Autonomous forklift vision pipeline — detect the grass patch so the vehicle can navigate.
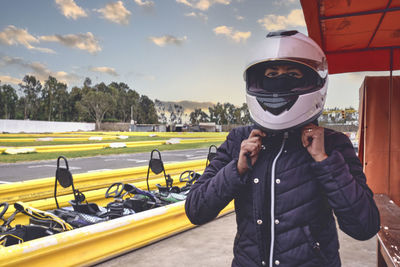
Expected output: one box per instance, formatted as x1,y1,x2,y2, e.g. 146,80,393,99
0,136,171,147
0,141,223,163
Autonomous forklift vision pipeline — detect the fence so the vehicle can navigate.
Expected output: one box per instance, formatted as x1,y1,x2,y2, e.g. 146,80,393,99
0,119,95,133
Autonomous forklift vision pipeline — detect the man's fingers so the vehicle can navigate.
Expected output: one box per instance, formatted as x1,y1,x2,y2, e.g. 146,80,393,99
249,129,266,139
301,130,311,147
241,142,260,155
301,124,317,147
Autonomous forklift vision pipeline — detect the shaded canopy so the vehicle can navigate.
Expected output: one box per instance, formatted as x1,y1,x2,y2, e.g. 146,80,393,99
300,0,400,74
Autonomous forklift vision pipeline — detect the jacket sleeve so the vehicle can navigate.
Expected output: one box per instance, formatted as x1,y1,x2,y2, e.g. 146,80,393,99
185,129,249,225
310,132,380,240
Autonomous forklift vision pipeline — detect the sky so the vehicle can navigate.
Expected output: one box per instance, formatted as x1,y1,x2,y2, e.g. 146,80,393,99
0,0,396,109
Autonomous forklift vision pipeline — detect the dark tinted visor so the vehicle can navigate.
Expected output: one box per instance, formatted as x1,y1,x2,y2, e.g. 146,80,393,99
246,60,324,96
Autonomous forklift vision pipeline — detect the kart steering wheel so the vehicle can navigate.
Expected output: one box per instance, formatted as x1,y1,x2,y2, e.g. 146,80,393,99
179,170,196,183
105,182,124,198
0,202,9,220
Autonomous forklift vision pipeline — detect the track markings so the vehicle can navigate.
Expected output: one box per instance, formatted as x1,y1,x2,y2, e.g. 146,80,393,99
87,169,112,173
187,156,206,160
126,159,148,163
28,164,81,170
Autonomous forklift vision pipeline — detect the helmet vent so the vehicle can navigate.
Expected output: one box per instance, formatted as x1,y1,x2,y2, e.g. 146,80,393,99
266,30,298,38
257,96,298,115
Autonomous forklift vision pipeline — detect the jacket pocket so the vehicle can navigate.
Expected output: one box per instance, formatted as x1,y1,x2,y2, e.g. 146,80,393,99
302,225,329,264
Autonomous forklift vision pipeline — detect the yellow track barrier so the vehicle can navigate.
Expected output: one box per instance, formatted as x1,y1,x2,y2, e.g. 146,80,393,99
0,136,122,142
0,137,224,154
0,134,96,138
0,201,234,267
0,132,228,138
81,131,228,138
0,160,206,205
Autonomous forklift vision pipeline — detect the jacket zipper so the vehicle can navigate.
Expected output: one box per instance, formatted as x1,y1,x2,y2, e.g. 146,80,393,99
269,132,288,267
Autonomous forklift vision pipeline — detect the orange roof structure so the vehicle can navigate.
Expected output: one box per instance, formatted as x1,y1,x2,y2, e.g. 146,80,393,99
300,0,400,74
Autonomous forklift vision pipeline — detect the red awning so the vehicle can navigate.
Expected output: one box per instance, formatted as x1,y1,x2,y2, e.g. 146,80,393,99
300,0,400,74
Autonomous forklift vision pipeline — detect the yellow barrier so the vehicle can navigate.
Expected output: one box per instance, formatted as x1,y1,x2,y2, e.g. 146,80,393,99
0,137,224,154
0,136,122,142
0,160,207,205
0,201,234,267
0,132,228,138
0,134,96,138
89,131,229,139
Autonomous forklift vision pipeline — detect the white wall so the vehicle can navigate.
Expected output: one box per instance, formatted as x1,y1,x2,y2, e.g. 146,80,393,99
0,119,95,133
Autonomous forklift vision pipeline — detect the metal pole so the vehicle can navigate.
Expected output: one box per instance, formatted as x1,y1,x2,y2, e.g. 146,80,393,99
388,48,393,196
131,105,134,123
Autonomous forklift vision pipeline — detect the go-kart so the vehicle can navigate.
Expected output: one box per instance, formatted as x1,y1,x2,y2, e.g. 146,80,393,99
146,149,201,203
0,149,205,246
0,201,72,247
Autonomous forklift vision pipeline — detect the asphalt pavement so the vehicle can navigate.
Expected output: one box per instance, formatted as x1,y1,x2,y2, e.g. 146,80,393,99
96,212,377,267
0,148,209,183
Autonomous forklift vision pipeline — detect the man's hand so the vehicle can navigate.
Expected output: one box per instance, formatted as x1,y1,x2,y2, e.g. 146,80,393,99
237,129,266,175
301,124,328,162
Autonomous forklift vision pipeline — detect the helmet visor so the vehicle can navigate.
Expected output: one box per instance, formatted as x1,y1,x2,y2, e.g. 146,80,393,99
246,60,326,97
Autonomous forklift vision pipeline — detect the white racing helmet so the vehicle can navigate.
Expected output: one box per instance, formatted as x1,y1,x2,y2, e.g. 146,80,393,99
244,30,328,132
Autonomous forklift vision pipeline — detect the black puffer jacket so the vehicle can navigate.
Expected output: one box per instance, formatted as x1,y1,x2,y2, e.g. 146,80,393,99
185,126,380,267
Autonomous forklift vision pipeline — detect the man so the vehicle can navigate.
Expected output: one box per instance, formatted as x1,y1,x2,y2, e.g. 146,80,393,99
185,31,380,267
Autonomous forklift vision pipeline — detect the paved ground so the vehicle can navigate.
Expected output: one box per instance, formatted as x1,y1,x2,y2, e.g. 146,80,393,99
96,212,377,267
0,148,209,182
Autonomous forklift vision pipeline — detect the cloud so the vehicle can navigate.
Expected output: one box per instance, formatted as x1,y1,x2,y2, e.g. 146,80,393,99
55,0,87,20
258,9,306,31
236,15,244,20
177,0,195,8
40,32,101,54
90,66,119,76
0,75,21,85
213,26,251,43
133,0,155,9
149,35,188,47
184,11,208,22
0,25,55,54
96,1,131,25
0,55,80,84
176,0,230,11
273,0,298,6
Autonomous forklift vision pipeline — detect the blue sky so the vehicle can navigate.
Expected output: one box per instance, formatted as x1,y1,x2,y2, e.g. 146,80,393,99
0,0,394,109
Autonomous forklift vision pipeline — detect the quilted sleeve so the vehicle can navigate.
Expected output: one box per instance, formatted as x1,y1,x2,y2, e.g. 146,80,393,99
185,128,249,225
310,132,380,240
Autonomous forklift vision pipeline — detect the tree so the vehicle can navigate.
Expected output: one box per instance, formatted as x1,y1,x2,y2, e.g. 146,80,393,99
174,104,184,124
155,99,167,124
239,103,251,125
53,81,69,121
42,76,56,121
0,83,18,119
127,89,140,123
209,102,227,125
205,102,251,125
108,82,140,122
76,83,116,130
42,76,68,121
19,75,42,120
69,86,83,121
189,108,209,124
137,95,158,124
223,103,236,124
